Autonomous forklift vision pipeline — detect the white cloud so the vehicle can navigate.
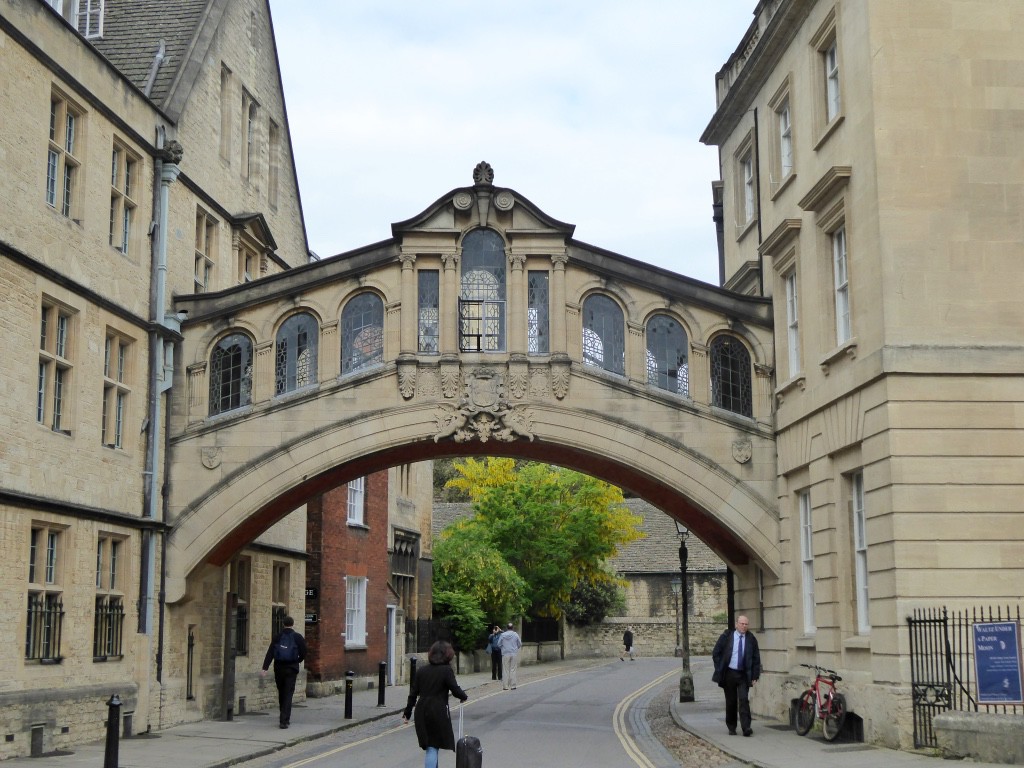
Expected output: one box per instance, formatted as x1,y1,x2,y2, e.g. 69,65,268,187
270,1,754,283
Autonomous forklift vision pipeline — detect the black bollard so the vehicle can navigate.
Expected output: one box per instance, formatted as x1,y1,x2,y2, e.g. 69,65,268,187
103,694,122,768
344,671,354,719
377,662,386,707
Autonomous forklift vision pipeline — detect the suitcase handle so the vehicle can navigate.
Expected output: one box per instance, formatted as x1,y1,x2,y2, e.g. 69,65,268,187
458,700,464,739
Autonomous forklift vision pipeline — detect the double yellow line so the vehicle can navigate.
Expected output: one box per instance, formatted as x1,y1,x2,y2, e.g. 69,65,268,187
613,668,679,768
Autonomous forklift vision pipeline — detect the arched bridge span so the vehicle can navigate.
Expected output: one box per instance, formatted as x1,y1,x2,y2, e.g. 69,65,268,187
167,169,778,603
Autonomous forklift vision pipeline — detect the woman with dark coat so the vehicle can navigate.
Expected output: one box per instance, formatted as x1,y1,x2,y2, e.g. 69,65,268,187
402,640,468,768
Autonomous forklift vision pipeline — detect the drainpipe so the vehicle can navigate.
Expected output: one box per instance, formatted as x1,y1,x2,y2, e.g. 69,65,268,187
752,107,764,296
141,130,182,650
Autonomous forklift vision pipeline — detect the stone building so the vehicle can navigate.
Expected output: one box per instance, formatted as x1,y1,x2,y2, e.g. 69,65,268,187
0,0,311,756
701,0,1024,750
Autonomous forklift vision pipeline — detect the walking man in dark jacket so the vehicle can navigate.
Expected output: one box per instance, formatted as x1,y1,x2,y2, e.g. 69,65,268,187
260,616,307,729
711,615,761,736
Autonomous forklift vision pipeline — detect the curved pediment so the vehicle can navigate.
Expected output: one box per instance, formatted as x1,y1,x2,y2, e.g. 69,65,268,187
391,161,576,243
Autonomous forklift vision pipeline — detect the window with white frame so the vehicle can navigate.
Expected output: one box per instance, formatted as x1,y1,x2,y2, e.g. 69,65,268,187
345,576,367,647
832,225,851,344
102,331,132,448
778,99,793,178
851,472,870,633
77,0,104,38
44,0,76,24
785,270,801,376
194,208,217,293
799,490,816,634
38,301,75,433
824,39,841,122
27,524,66,661
347,477,366,525
741,150,755,224
94,534,125,659
45,91,83,220
109,142,138,255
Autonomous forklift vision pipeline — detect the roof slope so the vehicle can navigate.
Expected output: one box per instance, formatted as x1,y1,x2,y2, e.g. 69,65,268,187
90,0,209,109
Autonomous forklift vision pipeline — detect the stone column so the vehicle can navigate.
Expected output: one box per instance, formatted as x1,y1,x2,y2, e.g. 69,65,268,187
398,252,417,355
627,321,646,386
321,320,339,380
253,340,274,402
508,251,527,355
690,343,709,406
440,250,459,356
550,253,569,357
187,362,207,423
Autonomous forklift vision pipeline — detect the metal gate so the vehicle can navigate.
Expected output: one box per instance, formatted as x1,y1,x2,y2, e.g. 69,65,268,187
908,605,1023,749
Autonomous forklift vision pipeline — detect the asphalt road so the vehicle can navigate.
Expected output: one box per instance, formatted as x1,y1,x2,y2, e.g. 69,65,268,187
242,657,682,768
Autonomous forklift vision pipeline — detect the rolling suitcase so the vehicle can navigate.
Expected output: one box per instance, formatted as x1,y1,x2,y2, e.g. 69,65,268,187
455,703,483,768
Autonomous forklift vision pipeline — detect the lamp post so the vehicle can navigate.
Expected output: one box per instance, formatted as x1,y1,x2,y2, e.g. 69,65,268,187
675,520,695,703
670,576,682,657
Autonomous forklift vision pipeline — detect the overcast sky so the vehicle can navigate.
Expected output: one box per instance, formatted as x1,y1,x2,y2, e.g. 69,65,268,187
268,2,754,285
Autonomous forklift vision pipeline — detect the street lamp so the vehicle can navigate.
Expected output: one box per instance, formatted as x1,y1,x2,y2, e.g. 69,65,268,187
670,576,682,657
675,520,695,703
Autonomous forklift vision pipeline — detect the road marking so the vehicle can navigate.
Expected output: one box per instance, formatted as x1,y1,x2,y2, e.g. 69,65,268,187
613,668,679,768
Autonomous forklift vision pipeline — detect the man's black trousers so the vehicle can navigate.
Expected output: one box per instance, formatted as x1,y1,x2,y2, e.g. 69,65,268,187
274,663,299,726
723,668,751,732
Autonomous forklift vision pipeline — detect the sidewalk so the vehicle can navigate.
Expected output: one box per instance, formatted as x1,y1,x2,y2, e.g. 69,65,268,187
671,657,1007,768
7,657,1008,768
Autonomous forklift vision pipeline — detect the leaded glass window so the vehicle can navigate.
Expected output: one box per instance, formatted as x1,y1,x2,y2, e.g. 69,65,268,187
418,270,439,354
209,333,252,415
459,229,506,352
646,314,688,396
582,294,624,375
527,270,549,355
710,335,752,417
275,313,318,395
342,293,384,374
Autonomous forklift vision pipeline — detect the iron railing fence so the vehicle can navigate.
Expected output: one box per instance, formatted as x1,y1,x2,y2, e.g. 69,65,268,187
907,605,1022,748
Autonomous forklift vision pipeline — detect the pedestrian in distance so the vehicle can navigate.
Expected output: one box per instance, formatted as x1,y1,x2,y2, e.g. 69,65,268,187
260,615,307,729
497,621,522,690
620,626,636,661
486,625,503,681
402,640,468,768
711,614,761,737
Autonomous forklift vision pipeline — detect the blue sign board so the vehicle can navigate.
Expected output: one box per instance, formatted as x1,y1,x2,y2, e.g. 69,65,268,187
973,621,1023,704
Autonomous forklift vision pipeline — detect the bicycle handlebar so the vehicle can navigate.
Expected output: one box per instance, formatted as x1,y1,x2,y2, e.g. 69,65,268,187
800,663,842,681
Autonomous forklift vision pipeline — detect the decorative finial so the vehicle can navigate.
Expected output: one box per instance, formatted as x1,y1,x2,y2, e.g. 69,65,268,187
472,161,494,185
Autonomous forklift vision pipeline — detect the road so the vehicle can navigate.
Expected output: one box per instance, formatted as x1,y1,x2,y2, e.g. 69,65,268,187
243,657,683,768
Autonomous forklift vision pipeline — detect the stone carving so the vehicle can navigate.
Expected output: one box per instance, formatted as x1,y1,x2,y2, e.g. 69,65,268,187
433,367,535,443
201,446,222,470
530,369,549,398
440,365,461,398
419,368,440,398
453,191,473,210
508,368,528,400
551,366,570,400
472,161,494,185
732,439,753,464
397,364,416,400
494,190,514,211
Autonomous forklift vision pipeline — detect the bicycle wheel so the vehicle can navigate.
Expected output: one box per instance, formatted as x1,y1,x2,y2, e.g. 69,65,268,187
795,689,816,735
822,692,847,741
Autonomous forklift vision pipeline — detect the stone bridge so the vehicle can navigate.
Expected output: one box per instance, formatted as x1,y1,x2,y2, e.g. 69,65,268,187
167,165,778,603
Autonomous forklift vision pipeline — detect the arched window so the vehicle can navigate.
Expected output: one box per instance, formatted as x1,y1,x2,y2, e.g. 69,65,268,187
582,294,625,375
646,314,688,396
275,313,319,395
342,293,384,374
710,335,752,417
459,229,506,352
209,333,253,415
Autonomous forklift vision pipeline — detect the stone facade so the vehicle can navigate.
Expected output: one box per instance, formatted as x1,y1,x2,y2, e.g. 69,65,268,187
0,0,310,757
701,0,1024,750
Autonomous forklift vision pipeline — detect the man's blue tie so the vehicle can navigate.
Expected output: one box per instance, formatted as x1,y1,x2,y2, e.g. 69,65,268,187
737,634,744,669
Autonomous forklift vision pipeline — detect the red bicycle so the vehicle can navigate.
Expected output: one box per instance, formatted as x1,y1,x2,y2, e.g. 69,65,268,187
795,663,847,741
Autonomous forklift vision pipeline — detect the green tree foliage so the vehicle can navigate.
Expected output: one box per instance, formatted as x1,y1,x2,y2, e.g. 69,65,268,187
431,589,486,652
442,460,643,619
433,523,530,623
563,572,627,626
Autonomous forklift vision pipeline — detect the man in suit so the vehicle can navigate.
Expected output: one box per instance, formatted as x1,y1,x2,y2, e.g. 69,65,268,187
711,615,761,736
